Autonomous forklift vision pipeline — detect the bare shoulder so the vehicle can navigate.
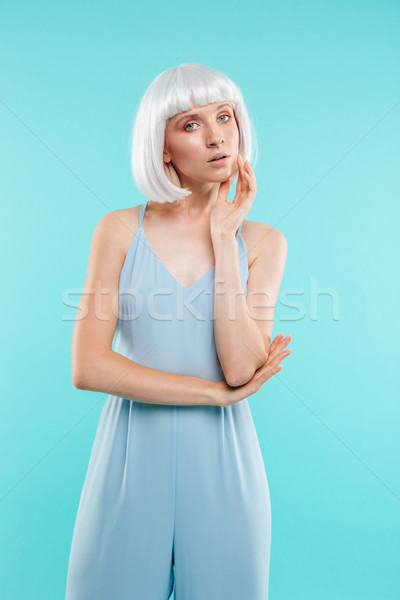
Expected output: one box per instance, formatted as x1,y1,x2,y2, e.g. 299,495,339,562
241,219,287,267
95,204,142,257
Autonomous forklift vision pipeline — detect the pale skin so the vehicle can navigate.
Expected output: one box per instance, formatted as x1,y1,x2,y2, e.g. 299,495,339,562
71,100,292,407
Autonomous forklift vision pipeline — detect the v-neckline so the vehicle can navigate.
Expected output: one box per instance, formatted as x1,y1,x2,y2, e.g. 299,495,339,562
140,227,216,290
139,200,245,290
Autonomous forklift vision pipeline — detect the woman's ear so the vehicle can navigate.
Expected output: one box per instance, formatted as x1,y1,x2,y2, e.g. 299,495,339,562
163,145,171,163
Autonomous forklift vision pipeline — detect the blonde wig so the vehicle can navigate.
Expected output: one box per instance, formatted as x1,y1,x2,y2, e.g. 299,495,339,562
130,63,258,204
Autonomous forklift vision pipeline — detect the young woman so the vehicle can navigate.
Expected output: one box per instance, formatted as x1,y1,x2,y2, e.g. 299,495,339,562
65,63,292,600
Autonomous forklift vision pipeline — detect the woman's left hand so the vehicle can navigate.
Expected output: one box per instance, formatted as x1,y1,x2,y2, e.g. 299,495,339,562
210,153,257,238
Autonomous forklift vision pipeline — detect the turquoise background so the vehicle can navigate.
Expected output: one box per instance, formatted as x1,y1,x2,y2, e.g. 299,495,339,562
1,0,399,598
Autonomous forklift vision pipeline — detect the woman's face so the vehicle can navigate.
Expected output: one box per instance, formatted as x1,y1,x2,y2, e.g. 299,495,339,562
163,100,239,187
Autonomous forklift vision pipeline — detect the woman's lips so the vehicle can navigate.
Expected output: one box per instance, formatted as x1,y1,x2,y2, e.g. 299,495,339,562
208,156,229,166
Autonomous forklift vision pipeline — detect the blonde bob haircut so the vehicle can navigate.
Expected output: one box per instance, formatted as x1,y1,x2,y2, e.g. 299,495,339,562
130,63,258,204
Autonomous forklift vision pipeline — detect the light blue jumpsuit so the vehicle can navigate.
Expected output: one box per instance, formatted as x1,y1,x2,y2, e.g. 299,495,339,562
65,200,271,600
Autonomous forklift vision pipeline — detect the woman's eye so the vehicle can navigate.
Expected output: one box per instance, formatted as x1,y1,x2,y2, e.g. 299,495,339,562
183,113,231,131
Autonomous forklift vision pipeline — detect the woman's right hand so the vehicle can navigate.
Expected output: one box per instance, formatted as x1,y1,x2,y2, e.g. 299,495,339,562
216,332,292,407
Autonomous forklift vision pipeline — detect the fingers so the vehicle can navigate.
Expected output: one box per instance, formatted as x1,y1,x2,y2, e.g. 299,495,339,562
237,154,250,193
237,154,256,192
269,331,290,355
246,333,292,393
263,333,292,374
256,358,284,384
269,333,291,355
233,156,244,205
262,361,283,378
270,331,284,351
237,153,245,177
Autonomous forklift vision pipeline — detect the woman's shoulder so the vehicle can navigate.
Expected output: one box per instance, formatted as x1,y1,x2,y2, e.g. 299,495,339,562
95,204,144,256
242,218,287,266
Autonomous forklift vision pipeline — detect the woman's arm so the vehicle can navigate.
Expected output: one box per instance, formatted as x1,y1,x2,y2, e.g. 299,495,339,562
213,223,288,387
72,209,222,407
74,349,220,407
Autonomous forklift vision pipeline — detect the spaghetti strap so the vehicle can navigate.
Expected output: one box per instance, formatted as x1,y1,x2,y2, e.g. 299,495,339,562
138,200,149,228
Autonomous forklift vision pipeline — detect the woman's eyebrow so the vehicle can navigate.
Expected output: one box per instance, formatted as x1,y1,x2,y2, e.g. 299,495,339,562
175,103,232,125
